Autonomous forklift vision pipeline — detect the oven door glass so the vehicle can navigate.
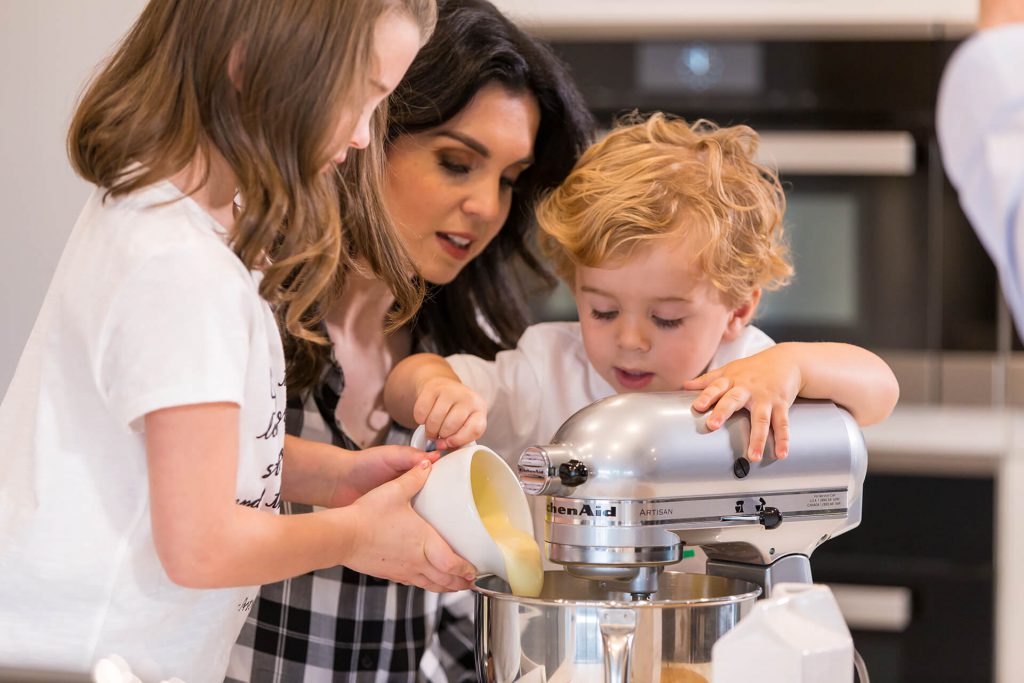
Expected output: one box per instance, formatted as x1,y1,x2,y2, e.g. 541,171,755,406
758,178,931,349
758,190,860,329
755,130,929,349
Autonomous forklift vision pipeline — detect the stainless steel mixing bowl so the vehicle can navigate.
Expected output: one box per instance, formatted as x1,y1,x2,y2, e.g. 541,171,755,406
474,570,761,682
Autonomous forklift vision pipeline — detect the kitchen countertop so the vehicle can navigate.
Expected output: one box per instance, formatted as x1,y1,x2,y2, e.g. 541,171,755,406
861,404,1011,475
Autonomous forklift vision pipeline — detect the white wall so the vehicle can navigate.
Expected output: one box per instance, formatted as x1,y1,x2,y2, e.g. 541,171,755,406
0,0,145,393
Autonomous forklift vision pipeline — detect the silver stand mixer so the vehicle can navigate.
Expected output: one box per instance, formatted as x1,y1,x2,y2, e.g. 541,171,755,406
517,391,867,599
472,391,868,683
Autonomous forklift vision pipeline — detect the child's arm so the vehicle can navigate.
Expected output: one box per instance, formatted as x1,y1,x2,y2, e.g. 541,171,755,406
384,353,487,449
145,403,476,592
683,342,899,461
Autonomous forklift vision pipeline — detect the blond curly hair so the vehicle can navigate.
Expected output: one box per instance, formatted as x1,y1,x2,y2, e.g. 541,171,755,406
536,113,792,307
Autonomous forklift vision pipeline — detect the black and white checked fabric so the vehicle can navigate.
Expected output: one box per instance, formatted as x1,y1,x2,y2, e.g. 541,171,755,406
228,358,478,683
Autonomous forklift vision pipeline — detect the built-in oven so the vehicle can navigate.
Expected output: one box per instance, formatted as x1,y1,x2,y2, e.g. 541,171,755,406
532,39,1002,355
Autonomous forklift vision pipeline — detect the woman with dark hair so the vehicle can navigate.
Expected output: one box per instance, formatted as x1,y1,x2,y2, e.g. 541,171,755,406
226,0,593,680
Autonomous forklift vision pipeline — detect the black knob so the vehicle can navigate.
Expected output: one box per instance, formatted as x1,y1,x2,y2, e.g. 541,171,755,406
733,457,750,479
558,460,589,487
759,506,783,530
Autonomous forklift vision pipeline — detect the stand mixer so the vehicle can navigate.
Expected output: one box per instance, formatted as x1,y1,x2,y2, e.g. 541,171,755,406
516,391,867,598
472,391,868,682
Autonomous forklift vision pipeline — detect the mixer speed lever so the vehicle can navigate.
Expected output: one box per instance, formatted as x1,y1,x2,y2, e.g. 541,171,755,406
721,506,783,530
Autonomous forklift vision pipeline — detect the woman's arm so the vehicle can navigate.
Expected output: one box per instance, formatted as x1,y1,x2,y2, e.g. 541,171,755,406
280,434,437,508
278,435,350,508
937,0,1024,334
144,403,475,591
978,0,1024,28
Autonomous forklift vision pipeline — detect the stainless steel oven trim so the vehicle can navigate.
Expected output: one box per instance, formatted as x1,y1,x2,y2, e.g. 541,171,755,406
756,130,916,176
827,582,913,632
594,129,916,176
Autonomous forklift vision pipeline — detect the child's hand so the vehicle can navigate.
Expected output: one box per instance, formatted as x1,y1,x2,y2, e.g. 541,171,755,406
412,377,487,449
683,345,802,461
343,460,477,592
326,444,441,508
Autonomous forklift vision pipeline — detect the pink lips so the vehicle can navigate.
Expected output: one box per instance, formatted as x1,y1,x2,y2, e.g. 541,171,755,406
435,232,474,260
613,367,654,390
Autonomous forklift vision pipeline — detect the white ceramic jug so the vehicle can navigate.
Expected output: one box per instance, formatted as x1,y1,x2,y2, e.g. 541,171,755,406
409,426,534,585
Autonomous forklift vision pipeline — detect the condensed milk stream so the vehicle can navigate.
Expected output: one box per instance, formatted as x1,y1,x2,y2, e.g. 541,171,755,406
471,457,544,597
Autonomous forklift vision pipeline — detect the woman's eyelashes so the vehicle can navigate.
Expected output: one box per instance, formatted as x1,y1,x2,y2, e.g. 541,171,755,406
439,157,470,175
438,155,520,192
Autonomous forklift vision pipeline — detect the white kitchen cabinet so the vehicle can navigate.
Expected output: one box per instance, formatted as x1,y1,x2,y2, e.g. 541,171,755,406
490,0,979,40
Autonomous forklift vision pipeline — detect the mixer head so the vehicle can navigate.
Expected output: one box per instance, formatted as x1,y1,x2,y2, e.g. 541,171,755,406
517,392,867,597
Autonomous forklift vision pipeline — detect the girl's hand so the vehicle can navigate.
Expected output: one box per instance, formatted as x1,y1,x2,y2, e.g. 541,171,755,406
342,459,477,592
326,444,440,508
683,345,802,461
412,377,487,449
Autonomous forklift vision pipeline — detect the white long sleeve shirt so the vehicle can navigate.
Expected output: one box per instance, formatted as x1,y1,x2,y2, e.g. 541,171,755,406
937,23,1024,333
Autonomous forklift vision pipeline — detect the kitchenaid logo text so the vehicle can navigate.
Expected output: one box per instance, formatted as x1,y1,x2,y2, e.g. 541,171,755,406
548,502,617,517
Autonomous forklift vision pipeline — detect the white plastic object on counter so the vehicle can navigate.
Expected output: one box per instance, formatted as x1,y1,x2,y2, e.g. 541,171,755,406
712,583,854,683
92,654,186,683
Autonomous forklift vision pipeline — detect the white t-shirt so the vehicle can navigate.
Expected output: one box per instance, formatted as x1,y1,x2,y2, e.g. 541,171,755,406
448,321,774,557
0,181,285,683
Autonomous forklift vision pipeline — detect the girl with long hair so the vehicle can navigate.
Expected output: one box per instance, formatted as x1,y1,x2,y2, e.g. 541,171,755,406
0,2,476,681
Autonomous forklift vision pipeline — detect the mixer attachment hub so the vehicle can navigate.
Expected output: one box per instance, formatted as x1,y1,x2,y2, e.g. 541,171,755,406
557,460,589,487
565,564,663,597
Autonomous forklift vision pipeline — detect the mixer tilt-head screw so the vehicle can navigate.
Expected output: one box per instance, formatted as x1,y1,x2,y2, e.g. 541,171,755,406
733,457,750,479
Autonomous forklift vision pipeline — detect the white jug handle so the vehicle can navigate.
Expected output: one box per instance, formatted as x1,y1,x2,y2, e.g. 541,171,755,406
410,425,433,452
410,424,477,453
